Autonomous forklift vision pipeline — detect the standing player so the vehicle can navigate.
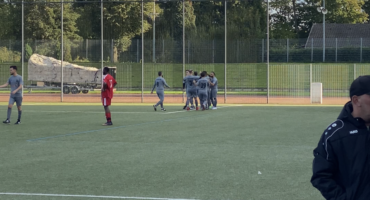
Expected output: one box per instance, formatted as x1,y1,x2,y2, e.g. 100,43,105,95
209,72,218,110
193,72,210,111
151,71,170,111
184,70,200,110
101,67,117,126
0,66,23,124
182,70,190,109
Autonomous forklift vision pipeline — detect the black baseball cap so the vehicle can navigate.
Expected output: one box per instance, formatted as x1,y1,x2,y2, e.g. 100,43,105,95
350,75,370,98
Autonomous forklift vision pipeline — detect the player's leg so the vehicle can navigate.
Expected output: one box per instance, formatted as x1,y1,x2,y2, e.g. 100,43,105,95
194,97,199,110
3,97,15,124
102,97,113,125
186,92,192,110
207,90,211,109
14,97,22,124
159,92,165,111
212,90,217,110
204,93,208,110
154,92,161,110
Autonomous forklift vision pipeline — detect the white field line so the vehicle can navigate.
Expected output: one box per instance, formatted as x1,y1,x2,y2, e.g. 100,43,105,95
0,193,199,200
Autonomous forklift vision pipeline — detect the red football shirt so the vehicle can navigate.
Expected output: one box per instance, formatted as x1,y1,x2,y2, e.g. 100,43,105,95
101,74,117,99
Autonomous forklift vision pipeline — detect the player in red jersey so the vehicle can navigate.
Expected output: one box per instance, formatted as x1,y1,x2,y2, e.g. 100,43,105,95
101,67,117,126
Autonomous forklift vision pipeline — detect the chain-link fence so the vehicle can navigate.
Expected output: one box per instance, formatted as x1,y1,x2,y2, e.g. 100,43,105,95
0,0,368,104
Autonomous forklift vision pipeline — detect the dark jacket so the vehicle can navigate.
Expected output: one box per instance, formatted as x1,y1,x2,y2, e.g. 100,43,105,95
311,101,370,200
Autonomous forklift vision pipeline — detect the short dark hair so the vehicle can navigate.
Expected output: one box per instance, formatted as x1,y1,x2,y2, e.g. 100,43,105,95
211,71,216,76
10,66,17,71
185,70,189,72
158,71,162,76
200,72,206,77
189,69,193,73
103,67,109,73
202,71,207,76
194,71,198,76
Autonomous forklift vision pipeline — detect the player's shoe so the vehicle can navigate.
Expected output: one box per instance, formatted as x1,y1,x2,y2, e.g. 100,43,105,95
201,105,206,111
186,106,190,111
190,105,195,110
14,120,21,125
3,119,10,124
196,107,199,111
161,108,166,111
212,107,217,110
153,105,157,111
183,105,187,110
102,121,113,126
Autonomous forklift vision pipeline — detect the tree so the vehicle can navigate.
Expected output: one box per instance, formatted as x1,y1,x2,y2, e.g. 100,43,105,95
24,2,80,61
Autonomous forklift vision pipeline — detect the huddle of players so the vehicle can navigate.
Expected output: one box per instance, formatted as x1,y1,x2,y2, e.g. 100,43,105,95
183,70,218,111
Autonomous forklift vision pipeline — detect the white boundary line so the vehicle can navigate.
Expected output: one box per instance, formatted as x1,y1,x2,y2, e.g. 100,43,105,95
0,193,199,200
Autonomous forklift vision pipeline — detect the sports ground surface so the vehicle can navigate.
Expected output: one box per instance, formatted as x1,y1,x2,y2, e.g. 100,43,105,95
0,103,341,200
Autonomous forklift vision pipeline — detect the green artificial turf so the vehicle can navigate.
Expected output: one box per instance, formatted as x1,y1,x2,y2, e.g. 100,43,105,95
0,105,340,200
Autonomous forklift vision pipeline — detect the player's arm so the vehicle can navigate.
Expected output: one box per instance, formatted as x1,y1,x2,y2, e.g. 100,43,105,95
311,131,346,199
209,80,215,86
193,80,198,86
0,82,9,88
12,84,23,94
113,79,117,88
163,80,170,88
151,81,156,94
101,81,108,92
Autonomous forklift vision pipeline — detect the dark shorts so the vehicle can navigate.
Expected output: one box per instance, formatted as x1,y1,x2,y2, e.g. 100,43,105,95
9,96,23,107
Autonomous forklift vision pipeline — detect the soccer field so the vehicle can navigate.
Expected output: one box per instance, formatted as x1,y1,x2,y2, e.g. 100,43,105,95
0,104,339,200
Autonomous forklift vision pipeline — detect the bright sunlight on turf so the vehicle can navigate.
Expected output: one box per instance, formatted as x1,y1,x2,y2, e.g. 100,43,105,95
0,105,339,200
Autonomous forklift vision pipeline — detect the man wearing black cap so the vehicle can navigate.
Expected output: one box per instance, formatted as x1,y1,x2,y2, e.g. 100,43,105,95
311,75,370,200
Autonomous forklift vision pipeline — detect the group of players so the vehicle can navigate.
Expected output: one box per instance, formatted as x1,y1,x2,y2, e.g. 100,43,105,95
1,65,218,126
151,69,218,111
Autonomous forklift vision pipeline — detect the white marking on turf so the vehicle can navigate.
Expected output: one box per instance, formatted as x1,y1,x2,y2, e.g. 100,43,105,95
258,171,262,175
0,193,199,200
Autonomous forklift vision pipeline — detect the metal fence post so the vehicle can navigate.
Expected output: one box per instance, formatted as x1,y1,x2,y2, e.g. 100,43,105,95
136,39,139,63
311,38,313,62
262,39,264,62
22,0,24,97
187,40,190,64
61,0,64,102
182,0,185,103
236,39,239,63
86,39,88,60
212,39,215,63
224,0,227,103
141,0,144,103
287,38,289,62
335,38,337,63
310,63,312,103
266,0,269,104
360,38,363,63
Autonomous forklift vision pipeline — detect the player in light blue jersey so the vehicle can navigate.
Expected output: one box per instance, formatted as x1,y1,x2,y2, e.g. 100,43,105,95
193,71,210,111
184,71,200,111
182,70,190,110
0,66,23,124
209,71,218,109
151,71,170,111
